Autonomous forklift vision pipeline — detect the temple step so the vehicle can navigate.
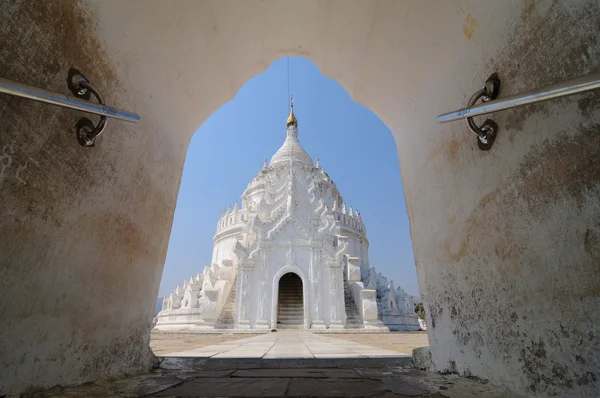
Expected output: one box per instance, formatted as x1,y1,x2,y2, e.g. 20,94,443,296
278,314,303,320
214,282,237,329
278,308,303,314
343,275,364,329
278,301,303,305
277,324,304,330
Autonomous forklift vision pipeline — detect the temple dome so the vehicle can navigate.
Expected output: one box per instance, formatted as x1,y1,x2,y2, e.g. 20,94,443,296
270,132,313,167
270,104,313,167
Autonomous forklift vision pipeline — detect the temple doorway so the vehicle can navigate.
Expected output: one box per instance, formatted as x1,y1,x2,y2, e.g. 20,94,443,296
277,273,304,329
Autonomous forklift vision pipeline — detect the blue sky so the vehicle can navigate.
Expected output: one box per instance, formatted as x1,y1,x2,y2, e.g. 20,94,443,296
158,57,419,298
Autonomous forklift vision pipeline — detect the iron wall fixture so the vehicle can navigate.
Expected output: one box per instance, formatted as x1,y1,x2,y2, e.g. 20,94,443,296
437,71,600,150
465,73,500,151
68,69,107,147
0,68,140,147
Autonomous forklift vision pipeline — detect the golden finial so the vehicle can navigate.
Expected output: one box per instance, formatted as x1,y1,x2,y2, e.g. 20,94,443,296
286,95,297,126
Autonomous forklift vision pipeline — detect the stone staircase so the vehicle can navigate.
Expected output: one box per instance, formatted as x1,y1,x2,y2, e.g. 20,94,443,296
214,284,236,329
344,279,364,329
277,274,304,329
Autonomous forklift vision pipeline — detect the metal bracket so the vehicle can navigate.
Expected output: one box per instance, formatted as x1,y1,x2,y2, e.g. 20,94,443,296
1,72,139,147
465,73,501,151
67,68,107,147
438,71,600,150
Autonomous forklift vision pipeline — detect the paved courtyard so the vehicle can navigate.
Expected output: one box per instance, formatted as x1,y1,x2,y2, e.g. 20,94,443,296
38,332,521,397
164,331,417,358
151,330,429,357
150,331,263,356
325,332,429,354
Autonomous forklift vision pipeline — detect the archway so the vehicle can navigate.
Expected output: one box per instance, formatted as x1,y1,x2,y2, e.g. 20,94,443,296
2,2,599,397
155,56,416,336
276,273,304,329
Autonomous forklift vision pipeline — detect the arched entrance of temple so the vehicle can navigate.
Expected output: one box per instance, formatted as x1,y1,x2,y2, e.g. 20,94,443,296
277,273,304,329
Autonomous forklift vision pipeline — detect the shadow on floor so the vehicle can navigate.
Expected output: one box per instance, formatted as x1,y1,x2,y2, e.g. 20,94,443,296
37,357,523,397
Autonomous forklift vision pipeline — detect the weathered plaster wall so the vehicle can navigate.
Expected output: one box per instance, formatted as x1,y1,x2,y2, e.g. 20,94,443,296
1,0,599,396
401,2,600,396
0,1,187,394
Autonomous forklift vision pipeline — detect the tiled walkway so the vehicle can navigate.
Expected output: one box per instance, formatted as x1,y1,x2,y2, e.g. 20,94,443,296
167,331,411,359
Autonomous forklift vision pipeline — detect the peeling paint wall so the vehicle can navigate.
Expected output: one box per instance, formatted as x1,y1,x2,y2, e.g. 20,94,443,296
1,0,599,396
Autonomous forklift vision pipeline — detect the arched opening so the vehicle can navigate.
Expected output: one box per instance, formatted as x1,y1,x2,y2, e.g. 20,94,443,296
154,56,421,339
3,2,599,396
276,272,304,329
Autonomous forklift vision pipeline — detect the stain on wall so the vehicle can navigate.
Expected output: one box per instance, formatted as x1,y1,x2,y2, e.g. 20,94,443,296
462,13,478,41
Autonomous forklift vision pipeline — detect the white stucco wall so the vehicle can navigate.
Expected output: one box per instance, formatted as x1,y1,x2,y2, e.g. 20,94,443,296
1,0,599,396
212,235,238,265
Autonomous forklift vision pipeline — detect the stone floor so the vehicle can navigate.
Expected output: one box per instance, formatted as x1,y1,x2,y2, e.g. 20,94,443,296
38,357,522,397
38,332,523,397
164,331,415,358
150,330,429,356
324,332,429,354
150,331,262,356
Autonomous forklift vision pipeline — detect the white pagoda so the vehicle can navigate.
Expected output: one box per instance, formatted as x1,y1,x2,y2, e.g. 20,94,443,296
155,102,420,331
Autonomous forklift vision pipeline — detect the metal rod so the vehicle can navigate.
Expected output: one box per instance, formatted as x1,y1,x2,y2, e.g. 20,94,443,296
437,71,600,123
0,77,140,123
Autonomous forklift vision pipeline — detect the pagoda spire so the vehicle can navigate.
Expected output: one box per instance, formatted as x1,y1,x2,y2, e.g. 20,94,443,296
286,95,297,127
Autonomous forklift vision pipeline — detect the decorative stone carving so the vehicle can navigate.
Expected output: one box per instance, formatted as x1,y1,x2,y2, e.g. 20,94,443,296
258,279,268,320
